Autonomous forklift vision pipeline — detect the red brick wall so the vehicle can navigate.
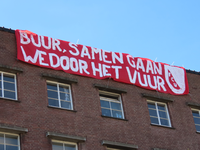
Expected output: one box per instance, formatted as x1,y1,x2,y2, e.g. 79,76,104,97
0,29,200,150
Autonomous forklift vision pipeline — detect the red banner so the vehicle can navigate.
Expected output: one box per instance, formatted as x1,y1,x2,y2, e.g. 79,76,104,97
15,29,189,95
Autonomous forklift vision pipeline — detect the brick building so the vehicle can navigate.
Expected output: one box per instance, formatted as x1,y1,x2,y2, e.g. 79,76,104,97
0,27,200,150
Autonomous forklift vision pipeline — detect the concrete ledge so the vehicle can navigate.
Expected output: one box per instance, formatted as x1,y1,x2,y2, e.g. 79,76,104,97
42,73,78,84
93,83,127,94
142,93,174,103
0,124,28,134
46,132,86,143
102,140,138,149
186,102,200,109
0,65,23,73
152,148,168,150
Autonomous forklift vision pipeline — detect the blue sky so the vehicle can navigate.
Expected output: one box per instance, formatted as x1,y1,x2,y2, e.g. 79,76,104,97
1,0,200,71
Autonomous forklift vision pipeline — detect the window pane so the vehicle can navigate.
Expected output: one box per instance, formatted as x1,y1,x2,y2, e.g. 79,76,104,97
47,90,58,99
192,111,200,117
52,142,63,150
100,100,110,108
150,117,159,124
112,110,123,119
159,111,167,119
194,117,200,125
48,99,59,107
47,84,57,91
0,89,2,97
60,93,70,101
148,109,157,117
4,91,15,99
111,102,121,110
59,86,69,93
3,75,14,83
160,119,169,126
5,135,18,145
6,145,18,150
65,144,76,150
61,101,71,109
101,108,111,117
0,134,3,144
157,104,166,111
148,103,156,109
0,80,1,89
195,125,200,132
4,82,15,91
0,144,4,150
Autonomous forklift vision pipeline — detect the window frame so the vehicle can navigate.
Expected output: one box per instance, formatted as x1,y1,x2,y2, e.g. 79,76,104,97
191,108,200,133
47,80,73,110
0,71,17,100
51,139,78,150
0,131,20,150
99,90,124,119
147,100,171,127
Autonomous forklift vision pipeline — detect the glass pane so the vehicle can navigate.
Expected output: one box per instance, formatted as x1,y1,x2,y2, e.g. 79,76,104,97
59,86,69,93
0,80,1,88
195,125,200,132
61,101,71,109
0,89,2,97
112,110,123,119
0,144,4,150
111,102,121,110
52,142,63,150
194,117,200,125
4,91,15,99
148,109,157,117
0,134,4,144
148,103,156,109
48,99,59,107
4,82,15,91
5,135,18,145
6,145,18,150
47,84,57,91
150,117,159,124
47,90,58,99
60,93,70,101
65,144,76,150
3,75,14,83
159,111,167,118
101,108,111,117
192,111,200,117
157,104,166,111
100,100,110,108
160,119,169,126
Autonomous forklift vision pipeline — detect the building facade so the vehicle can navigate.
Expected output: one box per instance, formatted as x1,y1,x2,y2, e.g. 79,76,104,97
0,27,200,150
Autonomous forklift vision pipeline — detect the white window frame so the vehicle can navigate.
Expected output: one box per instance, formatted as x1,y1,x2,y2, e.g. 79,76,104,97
0,132,20,150
99,90,124,119
0,71,17,100
147,100,171,127
51,139,77,150
47,80,73,110
191,108,200,132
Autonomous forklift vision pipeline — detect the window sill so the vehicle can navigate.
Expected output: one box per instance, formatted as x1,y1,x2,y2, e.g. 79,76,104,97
0,97,20,102
150,123,175,129
101,115,128,121
196,131,200,134
47,106,77,112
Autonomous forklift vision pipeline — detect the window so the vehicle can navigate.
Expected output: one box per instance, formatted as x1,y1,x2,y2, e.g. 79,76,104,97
147,101,171,127
47,81,73,110
0,132,20,150
52,140,77,150
192,109,200,132
100,91,124,119
0,72,17,100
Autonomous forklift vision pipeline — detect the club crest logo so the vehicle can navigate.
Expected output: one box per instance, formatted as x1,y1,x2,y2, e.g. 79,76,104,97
165,65,186,94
